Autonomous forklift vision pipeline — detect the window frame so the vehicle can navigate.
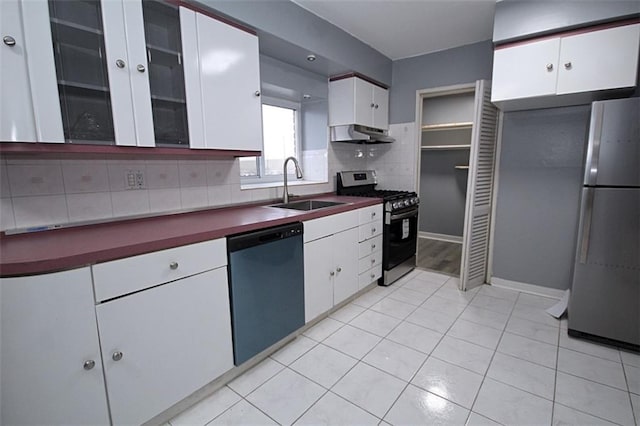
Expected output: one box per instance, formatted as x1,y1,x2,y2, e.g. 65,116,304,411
240,96,302,185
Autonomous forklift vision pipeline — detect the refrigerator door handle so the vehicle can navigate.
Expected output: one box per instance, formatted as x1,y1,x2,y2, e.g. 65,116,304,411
584,102,604,186
579,188,595,264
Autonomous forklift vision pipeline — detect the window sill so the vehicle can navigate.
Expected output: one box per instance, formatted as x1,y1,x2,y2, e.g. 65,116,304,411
240,179,328,190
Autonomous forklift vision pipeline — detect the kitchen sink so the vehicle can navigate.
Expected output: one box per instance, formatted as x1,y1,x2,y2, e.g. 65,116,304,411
270,200,346,211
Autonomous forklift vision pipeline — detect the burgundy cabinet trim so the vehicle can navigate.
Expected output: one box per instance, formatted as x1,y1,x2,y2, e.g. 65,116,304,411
495,17,640,50
178,0,257,36
0,143,260,160
329,72,389,90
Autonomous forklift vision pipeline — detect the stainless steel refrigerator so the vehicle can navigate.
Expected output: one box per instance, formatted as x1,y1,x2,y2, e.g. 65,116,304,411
568,97,640,350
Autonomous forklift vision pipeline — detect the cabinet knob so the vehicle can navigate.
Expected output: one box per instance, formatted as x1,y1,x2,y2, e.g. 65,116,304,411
370,103,375,108
112,351,123,361
371,212,376,218
83,360,96,370
116,59,126,69
371,227,376,234
330,271,335,277
371,244,376,250
371,258,375,264
375,104,379,109
370,273,375,279
564,62,572,70
545,63,553,71
137,64,146,73
336,267,342,273
169,261,179,270
3,36,16,46
254,91,261,97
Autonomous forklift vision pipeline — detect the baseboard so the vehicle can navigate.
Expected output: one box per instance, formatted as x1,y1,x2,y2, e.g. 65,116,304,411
490,277,566,300
419,232,463,244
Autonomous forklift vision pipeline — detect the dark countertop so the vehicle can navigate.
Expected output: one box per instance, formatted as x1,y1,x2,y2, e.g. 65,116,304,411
0,195,381,277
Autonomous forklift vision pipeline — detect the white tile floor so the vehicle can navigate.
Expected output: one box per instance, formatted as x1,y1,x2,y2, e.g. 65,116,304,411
170,269,640,426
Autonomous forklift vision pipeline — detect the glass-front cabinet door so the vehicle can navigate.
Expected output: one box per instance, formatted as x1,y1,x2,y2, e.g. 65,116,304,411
44,0,190,147
48,0,116,144
142,0,189,147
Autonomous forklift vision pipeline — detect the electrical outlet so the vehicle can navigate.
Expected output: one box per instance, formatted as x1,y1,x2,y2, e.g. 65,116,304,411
126,170,145,189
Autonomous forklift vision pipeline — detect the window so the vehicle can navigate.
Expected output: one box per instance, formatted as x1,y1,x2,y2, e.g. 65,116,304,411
240,98,301,183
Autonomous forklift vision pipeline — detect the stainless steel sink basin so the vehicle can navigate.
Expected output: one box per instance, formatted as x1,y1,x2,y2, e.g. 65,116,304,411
270,200,345,211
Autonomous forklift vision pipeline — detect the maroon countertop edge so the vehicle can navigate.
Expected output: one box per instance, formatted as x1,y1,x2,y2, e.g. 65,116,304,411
0,195,381,277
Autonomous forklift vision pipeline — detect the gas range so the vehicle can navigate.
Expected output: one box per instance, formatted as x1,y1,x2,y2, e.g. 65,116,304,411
336,171,419,213
337,170,418,286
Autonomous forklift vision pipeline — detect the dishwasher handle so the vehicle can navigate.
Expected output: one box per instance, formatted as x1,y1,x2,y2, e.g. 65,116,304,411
227,222,303,252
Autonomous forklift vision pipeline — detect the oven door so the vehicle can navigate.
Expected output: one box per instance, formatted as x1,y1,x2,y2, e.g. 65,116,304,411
384,207,418,270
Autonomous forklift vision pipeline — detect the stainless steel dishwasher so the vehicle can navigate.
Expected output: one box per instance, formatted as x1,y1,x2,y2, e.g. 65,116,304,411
227,222,305,365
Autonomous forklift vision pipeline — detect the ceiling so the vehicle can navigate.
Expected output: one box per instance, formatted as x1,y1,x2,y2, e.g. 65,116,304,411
291,0,497,60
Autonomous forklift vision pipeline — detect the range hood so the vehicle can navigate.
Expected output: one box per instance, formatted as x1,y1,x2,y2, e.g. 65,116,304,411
330,124,395,144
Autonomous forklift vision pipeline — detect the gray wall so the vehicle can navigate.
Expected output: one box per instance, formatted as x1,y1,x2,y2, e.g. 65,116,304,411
260,55,329,152
197,0,392,84
419,150,469,237
492,105,591,290
390,40,494,124
494,0,640,43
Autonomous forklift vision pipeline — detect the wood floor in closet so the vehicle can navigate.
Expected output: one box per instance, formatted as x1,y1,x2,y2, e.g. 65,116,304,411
416,237,461,276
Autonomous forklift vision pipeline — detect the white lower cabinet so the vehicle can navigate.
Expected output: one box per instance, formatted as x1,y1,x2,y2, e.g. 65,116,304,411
303,227,359,323
303,207,381,323
357,205,383,290
1,239,233,425
96,266,233,425
0,268,110,425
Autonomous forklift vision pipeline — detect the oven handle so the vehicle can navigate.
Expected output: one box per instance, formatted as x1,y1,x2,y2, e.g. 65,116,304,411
390,209,419,221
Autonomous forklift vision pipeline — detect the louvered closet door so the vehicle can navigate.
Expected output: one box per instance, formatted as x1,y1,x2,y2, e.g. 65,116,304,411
460,80,498,291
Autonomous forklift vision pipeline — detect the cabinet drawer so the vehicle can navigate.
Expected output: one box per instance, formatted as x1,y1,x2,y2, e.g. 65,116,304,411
359,235,383,258
92,239,226,302
358,250,382,274
358,204,383,225
359,265,382,290
304,210,358,243
358,219,383,242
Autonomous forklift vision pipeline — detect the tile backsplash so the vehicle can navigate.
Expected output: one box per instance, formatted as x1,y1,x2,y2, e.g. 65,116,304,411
0,124,419,231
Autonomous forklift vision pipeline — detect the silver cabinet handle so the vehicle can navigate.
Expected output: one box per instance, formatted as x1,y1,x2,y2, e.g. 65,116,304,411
254,91,261,97
83,360,96,370
116,59,126,68
546,63,553,71
169,261,179,270
564,62,572,69
330,271,335,277
336,267,342,273
112,351,123,361
136,64,145,73
3,36,16,46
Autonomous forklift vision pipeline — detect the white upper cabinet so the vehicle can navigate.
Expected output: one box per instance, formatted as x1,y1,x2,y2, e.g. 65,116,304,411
556,24,640,95
329,76,389,130
492,23,640,109
181,7,262,151
492,38,561,102
1,0,63,143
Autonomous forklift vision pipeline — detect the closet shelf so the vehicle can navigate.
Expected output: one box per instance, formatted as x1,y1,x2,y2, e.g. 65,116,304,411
421,144,471,150
421,122,473,131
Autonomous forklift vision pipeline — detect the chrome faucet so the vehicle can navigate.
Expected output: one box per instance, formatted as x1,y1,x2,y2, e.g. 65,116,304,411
283,156,304,203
